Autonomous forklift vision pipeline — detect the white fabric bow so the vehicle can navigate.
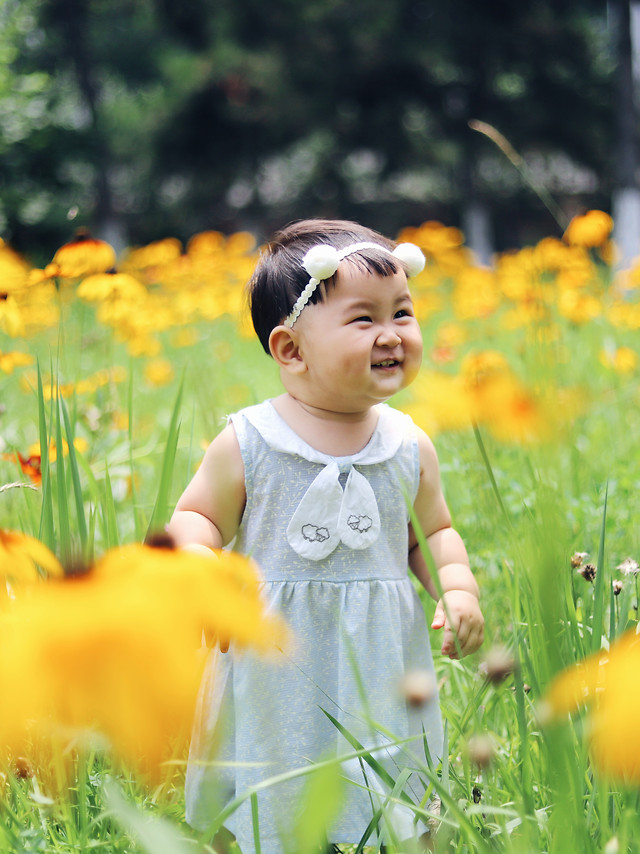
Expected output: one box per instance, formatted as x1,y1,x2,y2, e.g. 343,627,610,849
286,461,381,560
238,402,411,561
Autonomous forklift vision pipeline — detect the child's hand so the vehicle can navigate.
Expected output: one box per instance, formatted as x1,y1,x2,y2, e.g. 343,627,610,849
431,590,484,659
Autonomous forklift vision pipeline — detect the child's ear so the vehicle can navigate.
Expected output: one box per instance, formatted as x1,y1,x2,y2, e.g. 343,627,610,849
268,325,307,373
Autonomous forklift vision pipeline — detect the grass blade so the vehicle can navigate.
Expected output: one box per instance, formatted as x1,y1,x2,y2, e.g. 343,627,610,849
146,377,183,539
54,388,72,564
590,483,608,654
36,361,55,552
61,394,89,556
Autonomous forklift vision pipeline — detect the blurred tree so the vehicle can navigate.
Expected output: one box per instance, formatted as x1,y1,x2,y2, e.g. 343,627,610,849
0,0,615,261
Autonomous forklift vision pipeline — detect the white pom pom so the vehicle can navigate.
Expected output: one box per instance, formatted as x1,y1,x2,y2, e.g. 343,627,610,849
392,242,425,278
302,245,341,281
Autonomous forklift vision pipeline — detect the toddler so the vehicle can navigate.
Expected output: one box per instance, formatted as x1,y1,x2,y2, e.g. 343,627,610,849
168,219,484,853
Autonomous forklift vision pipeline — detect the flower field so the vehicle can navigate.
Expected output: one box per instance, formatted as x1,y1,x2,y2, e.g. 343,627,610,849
1,212,640,852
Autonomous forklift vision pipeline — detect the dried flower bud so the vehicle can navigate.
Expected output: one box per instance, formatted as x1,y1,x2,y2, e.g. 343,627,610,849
466,733,496,769
399,669,436,707
577,563,597,583
571,552,589,569
612,580,623,596
472,785,482,804
13,757,34,779
479,644,516,684
617,558,639,576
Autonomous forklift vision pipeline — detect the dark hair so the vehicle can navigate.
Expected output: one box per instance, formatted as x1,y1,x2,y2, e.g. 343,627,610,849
248,219,402,354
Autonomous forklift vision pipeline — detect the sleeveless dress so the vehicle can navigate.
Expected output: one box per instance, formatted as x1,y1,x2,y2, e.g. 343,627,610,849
185,401,443,853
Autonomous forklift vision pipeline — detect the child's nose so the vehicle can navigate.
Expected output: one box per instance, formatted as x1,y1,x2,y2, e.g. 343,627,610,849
376,325,402,347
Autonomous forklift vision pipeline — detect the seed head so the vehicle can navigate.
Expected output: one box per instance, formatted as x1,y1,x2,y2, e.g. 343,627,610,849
399,669,436,707
571,551,589,569
617,557,639,576
612,580,623,597
577,563,597,583
466,734,496,770
13,757,34,779
479,644,516,684
605,837,620,854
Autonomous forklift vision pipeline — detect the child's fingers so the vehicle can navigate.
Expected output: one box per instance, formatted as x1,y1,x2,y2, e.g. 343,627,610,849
431,601,446,630
203,627,230,653
445,614,484,659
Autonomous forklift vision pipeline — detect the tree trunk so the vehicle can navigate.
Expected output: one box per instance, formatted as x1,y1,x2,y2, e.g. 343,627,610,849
611,0,640,268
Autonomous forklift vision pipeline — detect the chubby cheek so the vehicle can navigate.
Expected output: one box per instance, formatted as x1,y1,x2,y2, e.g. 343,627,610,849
405,331,424,378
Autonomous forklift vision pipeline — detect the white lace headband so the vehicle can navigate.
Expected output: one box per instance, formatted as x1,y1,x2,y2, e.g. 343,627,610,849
284,241,425,328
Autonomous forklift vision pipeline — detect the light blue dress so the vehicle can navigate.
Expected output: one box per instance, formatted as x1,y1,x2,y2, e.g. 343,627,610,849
185,401,443,853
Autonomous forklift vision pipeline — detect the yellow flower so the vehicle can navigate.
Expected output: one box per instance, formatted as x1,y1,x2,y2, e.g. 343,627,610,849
0,542,286,777
121,237,183,279
0,242,30,294
0,350,34,374
77,272,147,302
0,295,25,337
458,351,550,442
563,210,613,248
143,358,174,387
0,529,63,585
453,267,500,319
544,631,640,782
402,371,474,436
557,289,602,324
471,373,549,443
599,345,637,373
26,437,89,463
459,350,511,387
52,229,116,279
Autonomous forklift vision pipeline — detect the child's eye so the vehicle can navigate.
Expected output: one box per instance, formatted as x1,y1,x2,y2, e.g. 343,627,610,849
351,315,372,323
394,308,412,319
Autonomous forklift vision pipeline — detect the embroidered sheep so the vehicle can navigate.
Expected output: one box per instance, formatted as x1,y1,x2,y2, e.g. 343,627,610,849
301,524,330,543
347,515,372,533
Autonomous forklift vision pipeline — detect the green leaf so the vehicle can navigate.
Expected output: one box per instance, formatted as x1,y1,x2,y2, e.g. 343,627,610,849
290,761,344,854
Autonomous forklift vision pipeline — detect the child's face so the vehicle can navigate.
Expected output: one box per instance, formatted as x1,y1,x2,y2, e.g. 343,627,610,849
292,263,423,413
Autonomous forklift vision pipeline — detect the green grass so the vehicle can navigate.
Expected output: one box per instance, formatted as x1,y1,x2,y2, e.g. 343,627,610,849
1,281,640,852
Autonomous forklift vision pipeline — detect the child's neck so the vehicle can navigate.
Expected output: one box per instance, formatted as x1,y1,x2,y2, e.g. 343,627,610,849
272,393,380,457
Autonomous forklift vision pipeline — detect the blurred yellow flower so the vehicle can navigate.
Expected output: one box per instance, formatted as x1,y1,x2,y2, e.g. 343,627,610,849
453,267,500,319
77,272,147,302
459,351,550,442
402,371,474,436
0,542,286,777
144,358,175,387
0,529,63,586
27,437,90,463
599,345,637,373
0,242,30,294
544,630,640,782
121,237,183,279
563,210,613,248
0,350,34,374
52,229,117,279
0,295,25,337
607,301,640,330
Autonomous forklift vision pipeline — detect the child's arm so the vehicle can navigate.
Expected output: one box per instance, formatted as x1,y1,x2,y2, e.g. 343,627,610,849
167,423,246,552
408,428,484,660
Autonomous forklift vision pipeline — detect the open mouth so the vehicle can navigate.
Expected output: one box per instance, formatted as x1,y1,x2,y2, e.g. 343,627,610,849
372,359,400,369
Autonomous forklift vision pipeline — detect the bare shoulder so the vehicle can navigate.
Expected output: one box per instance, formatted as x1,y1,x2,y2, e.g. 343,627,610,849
203,421,243,462
174,422,245,532
409,421,441,480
